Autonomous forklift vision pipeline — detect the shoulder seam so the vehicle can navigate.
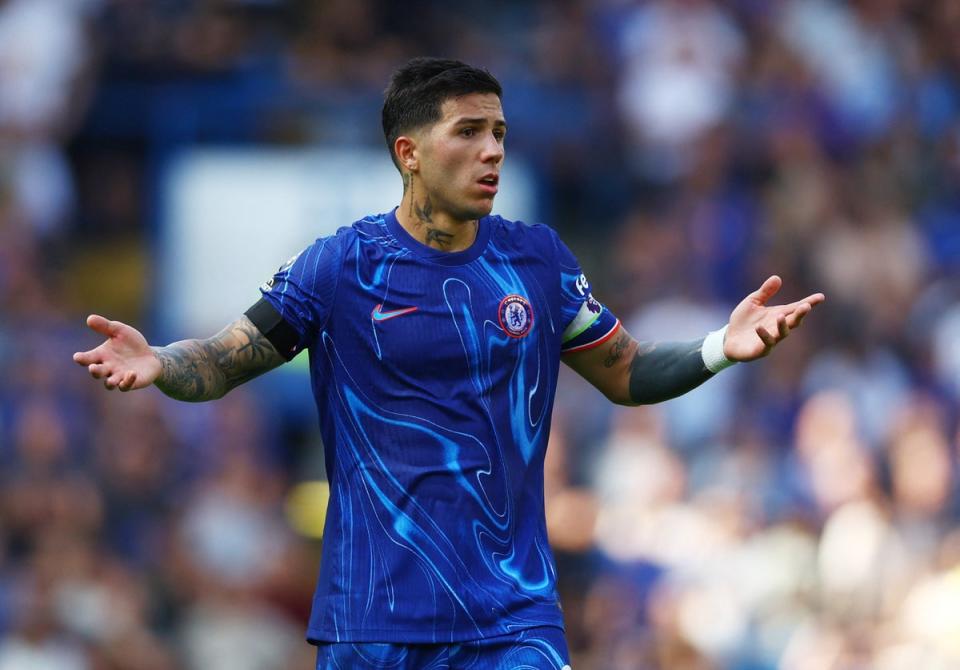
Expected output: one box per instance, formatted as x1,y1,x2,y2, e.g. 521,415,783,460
317,229,351,333
547,225,563,340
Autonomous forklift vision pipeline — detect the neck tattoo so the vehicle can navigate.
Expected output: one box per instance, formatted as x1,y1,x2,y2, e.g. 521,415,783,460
414,195,433,225
425,227,454,248
403,181,478,250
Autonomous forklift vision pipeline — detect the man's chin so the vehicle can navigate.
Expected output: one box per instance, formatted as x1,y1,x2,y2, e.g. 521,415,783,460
462,199,495,220
444,194,495,223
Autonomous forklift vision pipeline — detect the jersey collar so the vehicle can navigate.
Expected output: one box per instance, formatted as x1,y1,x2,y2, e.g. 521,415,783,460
385,207,491,266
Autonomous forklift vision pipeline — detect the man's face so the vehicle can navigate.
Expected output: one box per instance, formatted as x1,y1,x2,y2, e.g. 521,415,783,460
413,92,506,222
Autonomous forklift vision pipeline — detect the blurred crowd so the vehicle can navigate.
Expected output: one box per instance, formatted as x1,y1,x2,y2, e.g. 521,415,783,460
2,0,960,668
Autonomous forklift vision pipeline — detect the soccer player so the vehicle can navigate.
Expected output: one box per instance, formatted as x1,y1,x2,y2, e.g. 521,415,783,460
73,58,824,669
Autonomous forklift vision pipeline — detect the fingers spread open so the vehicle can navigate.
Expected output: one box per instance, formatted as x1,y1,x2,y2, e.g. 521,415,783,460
86,314,117,337
750,275,783,306
104,371,125,390
786,303,812,329
88,363,107,379
756,325,776,349
783,294,826,313
73,350,99,365
777,314,789,339
118,371,137,392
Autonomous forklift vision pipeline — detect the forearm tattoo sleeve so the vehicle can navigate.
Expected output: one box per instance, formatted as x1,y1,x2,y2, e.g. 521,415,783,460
627,339,714,405
153,316,285,402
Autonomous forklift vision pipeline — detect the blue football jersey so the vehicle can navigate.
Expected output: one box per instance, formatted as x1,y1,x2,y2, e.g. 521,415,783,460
259,208,619,643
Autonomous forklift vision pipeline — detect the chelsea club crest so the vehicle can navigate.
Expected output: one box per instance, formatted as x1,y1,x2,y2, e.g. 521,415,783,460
498,294,534,338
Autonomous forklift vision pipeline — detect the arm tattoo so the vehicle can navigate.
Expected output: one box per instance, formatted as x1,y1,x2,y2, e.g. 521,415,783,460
627,338,713,405
153,316,285,402
604,332,631,368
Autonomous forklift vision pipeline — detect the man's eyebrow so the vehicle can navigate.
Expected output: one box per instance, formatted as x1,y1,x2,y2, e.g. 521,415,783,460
453,117,508,128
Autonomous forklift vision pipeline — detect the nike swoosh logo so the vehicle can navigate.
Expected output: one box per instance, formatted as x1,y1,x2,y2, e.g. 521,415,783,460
371,304,418,321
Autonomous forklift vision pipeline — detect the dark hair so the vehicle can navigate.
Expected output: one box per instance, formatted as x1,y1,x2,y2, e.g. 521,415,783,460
382,57,502,170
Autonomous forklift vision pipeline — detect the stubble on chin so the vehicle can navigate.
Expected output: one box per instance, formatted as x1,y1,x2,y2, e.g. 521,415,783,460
454,194,495,222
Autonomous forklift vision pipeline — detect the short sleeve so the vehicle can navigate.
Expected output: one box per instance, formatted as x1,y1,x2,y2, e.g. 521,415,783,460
552,231,621,354
258,232,347,356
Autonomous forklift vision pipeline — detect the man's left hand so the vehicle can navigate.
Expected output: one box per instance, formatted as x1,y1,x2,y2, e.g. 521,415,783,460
723,275,826,362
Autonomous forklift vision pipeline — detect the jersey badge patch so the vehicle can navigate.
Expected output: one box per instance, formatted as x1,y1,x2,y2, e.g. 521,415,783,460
498,294,534,338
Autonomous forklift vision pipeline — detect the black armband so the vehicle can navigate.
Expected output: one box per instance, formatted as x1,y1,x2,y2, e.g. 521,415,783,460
244,298,300,361
627,339,713,405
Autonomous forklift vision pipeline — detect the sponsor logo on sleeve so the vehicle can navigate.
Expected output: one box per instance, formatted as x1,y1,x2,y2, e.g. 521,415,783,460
574,273,601,312
586,294,601,314
575,273,589,296
261,250,303,292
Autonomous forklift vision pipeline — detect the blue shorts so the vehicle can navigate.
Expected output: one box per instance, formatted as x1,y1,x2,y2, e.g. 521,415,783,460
314,626,571,669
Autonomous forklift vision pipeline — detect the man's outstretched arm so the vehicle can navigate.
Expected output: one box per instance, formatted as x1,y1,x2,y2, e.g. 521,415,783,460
73,314,286,401
563,275,825,405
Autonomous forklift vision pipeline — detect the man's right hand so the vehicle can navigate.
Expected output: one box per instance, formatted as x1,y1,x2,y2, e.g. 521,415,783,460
73,314,161,391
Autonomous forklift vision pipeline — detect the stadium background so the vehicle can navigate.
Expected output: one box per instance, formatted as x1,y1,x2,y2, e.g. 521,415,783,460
2,0,960,668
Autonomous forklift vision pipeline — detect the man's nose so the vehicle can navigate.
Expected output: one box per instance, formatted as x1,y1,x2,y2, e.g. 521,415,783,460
482,133,504,162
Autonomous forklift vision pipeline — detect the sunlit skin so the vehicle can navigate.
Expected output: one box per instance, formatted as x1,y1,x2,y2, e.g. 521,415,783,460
65,63,829,669
385,93,825,402
72,92,824,402
564,274,825,404
394,92,506,252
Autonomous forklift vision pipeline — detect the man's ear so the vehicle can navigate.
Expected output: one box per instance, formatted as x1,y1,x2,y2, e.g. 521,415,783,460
394,135,418,172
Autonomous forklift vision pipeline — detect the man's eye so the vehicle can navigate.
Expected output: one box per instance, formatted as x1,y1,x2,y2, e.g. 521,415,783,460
461,127,475,137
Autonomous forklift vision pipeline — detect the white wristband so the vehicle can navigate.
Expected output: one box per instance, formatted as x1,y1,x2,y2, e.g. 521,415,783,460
702,325,735,374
